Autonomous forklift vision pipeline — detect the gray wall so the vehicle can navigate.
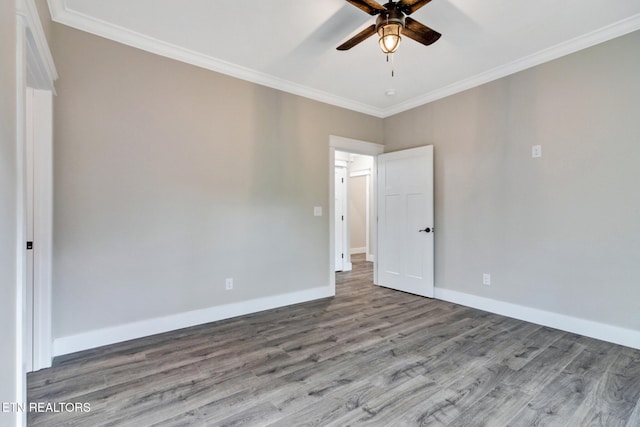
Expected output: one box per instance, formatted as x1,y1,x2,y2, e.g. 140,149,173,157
349,154,375,258
349,175,367,251
41,6,640,347
0,2,18,425
383,31,640,331
50,23,383,338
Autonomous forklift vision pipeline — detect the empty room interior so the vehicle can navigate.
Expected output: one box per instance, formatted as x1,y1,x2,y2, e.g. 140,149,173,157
2,0,640,425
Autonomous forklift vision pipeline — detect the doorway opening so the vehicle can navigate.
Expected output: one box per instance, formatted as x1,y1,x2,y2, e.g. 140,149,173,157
328,136,384,295
334,150,375,272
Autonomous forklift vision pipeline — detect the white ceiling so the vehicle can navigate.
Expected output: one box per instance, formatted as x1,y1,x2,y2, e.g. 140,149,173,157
48,0,640,118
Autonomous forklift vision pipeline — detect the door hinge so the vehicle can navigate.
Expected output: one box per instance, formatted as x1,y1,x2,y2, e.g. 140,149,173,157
341,177,344,183
341,215,344,221
341,253,344,259
26,241,33,250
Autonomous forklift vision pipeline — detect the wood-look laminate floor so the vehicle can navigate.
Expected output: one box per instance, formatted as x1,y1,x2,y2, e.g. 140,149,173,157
28,255,640,426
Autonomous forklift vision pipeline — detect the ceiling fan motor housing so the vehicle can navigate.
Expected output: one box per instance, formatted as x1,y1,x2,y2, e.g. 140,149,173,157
337,0,441,52
376,6,405,31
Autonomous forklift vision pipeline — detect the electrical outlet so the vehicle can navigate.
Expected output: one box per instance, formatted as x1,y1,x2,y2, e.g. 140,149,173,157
225,278,233,290
532,145,542,158
482,273,491,286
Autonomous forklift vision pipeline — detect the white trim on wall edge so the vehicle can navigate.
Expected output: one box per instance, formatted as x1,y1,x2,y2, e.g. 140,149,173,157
46,0,385,118
53,286,333,357
383,13,640,117
329,135,384,155
435,288,640,350
47,0,640,118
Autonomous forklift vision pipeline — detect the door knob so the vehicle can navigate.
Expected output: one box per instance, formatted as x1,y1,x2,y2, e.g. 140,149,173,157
419,227,432,233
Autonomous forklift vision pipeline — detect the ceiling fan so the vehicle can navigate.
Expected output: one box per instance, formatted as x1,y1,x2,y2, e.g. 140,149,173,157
337,0,441,54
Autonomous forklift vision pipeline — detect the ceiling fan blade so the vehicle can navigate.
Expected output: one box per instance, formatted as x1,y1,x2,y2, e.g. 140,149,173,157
337,24,377,50
403,17,441,46
397,0,433,15
345,0,387,16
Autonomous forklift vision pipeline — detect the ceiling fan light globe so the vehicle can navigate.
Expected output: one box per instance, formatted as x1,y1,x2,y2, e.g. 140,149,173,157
379,35,401,53
378,23,402,54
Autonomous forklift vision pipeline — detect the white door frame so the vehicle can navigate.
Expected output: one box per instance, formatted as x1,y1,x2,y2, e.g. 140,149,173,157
17,0,57,376
334,162,349,272
328,135,384,294
16,9,29,415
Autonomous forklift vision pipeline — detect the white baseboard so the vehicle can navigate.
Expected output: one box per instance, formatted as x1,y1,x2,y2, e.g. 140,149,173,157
435,288,640,350
53,286,334,357
350,247,366,255
366,254,375,263
54,284,639,357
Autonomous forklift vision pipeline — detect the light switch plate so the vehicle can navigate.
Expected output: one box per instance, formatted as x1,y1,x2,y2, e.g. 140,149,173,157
314,206,322,217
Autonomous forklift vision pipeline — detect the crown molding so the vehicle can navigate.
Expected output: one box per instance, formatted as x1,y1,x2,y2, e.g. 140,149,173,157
48,0,640,119
384,13,640,117
47,0,386,118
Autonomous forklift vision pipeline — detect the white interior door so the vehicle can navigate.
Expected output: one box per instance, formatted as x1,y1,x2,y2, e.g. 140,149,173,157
24,88,54,371
25,88,35,372
335,166,347,271
377,146,434,297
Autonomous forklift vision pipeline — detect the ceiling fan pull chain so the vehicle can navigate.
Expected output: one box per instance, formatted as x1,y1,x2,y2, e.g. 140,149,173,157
391,52,395,77
387,53,395,77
